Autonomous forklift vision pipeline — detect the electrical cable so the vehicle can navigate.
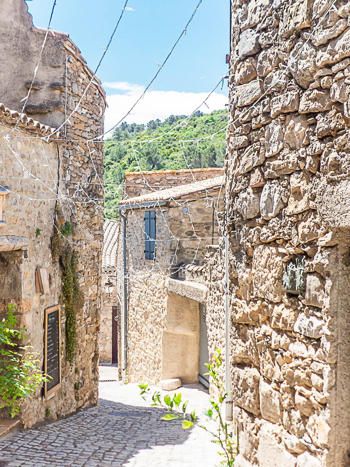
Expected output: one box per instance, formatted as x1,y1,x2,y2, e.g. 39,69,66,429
11,0,58,134
49,0,130,139
92,0,204,141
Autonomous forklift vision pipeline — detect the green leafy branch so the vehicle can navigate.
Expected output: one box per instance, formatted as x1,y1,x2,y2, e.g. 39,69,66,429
140,384,197,430
139,349,237,466
0,305,49,417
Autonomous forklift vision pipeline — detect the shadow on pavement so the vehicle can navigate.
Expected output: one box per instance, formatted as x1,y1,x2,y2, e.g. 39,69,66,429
0,398,192,467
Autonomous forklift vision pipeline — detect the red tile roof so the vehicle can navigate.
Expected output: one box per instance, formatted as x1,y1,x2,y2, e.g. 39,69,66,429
119,175,224,207
0,103,60,138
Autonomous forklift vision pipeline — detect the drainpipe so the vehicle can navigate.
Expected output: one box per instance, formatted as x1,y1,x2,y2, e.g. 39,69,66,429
225,235,233,421
120,211,128,372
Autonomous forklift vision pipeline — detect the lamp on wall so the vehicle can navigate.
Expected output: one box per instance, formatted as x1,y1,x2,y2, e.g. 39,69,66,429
104,279,114,296
0,186,9,225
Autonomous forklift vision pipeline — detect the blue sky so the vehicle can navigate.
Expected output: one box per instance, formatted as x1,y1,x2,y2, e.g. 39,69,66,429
27,0,229,126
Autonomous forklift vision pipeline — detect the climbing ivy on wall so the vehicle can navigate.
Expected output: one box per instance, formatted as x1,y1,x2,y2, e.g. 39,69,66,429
51,209,83,364
61,248,83,363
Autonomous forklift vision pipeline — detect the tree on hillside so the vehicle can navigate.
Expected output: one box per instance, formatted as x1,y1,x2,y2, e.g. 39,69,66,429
104,109,228,218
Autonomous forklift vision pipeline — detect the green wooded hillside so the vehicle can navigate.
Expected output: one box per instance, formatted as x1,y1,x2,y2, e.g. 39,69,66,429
104,109,228,218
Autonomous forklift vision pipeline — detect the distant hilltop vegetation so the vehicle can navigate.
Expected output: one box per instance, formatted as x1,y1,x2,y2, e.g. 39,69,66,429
104,109,228,218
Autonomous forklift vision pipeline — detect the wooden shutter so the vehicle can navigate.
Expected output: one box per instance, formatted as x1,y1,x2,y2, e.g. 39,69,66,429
144,211,156,260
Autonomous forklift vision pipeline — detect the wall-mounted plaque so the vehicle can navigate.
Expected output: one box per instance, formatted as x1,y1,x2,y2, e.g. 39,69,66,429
44,305,61,397
283,256,306,295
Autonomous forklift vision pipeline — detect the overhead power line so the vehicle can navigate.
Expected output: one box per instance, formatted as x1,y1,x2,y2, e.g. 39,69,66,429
12,0,58,133
49,0,130,138
93,0,204,141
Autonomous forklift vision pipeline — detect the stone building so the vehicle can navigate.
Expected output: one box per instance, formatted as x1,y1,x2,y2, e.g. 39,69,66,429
116,169,224,386
217,0,350,465
0,0,105,428
100,220,120,364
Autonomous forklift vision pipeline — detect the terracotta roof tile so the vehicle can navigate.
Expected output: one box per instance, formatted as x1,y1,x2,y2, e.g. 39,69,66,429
124,168,224,177
0,103,60,138
120,175,224,207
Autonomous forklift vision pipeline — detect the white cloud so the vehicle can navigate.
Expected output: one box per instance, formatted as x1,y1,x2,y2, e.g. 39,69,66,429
103,82,145,93
103,81,227,135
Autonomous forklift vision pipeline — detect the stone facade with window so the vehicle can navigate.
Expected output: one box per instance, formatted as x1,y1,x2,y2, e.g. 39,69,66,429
0,0,105,428
116,169,224,385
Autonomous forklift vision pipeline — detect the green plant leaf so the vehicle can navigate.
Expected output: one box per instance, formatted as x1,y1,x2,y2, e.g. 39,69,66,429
182,400,189,413
161,413,180,421
164,395,172,407
190,410,198,422
182,420,194,430
174,393,181,407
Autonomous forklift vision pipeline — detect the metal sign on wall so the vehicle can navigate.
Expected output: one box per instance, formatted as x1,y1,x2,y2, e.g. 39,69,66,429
44,305,61,397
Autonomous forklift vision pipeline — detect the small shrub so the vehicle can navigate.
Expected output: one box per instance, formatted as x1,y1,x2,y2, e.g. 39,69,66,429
140,349,237,466
0,305,49,417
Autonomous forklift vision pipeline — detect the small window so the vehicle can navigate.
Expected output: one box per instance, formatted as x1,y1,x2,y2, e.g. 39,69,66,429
144,210,156,260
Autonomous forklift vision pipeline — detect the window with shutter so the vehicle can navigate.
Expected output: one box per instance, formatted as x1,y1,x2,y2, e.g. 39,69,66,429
144,210,156,260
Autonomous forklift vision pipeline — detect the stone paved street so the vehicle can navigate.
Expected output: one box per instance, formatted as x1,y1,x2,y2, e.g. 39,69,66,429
0,367,220,466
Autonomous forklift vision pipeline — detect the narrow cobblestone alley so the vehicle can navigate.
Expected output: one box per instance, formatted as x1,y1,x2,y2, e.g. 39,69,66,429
0,367,220,467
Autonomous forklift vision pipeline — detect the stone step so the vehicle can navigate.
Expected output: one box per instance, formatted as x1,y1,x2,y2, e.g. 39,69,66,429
0,418,20,439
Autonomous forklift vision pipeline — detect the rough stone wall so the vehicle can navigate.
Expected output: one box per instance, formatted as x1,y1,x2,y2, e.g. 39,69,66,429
0,0,105,128
0,122,62,425
225,1,350,465
0,1,105,428
127,271,168,384
123,168,224,199
54,35,105,423
119,189,224,384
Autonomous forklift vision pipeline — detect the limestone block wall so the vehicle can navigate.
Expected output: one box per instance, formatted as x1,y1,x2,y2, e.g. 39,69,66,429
167,196,223,265
0,0,105,428
0,0,105,129
127,271,168,384
0,122,62,425
226,1,350,465
55,42,105,421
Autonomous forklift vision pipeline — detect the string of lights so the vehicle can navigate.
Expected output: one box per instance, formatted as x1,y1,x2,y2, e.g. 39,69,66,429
1,0,339,219
49,0,130,139
92,0,204,141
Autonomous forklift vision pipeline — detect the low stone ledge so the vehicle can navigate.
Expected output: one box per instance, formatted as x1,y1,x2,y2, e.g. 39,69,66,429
160,378,182,391
0,418,20,439
167,278,208,303
0,236,29,251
